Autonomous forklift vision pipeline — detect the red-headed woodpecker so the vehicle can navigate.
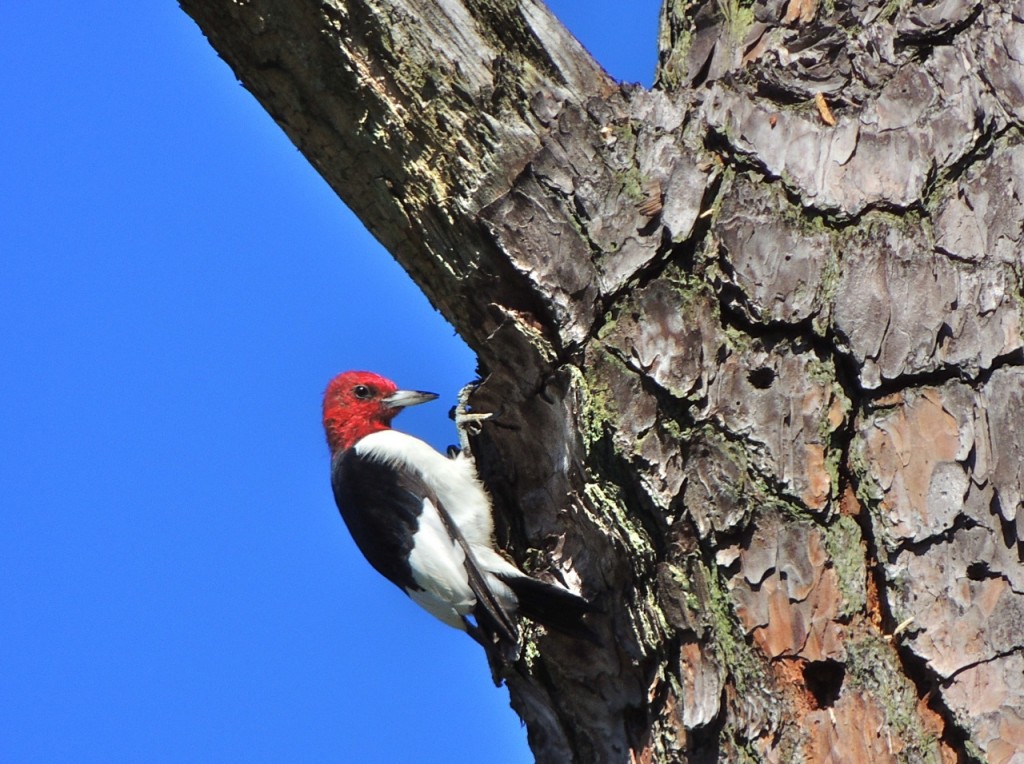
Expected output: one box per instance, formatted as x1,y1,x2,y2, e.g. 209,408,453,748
322,370,594,651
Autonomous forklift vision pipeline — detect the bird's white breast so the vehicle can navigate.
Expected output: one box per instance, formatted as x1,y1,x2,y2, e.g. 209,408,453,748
354,429,496,547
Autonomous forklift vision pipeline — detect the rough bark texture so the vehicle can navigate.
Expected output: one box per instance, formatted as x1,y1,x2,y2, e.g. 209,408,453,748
179,1,1024,761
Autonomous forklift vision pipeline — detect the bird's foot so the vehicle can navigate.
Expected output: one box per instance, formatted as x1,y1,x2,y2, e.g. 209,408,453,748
462,616,521,683
452,381,492,457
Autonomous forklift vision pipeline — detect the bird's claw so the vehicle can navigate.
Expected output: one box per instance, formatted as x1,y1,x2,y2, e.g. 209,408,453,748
457,411,493,427
453,381,492,456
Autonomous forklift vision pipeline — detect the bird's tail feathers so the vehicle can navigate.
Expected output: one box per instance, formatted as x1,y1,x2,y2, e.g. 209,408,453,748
499,573,600,645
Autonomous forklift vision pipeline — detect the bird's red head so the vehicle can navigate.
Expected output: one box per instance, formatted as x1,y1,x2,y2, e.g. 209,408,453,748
322,371,438,453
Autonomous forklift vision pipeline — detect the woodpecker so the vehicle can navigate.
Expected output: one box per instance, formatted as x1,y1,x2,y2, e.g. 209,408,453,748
322,370,594,651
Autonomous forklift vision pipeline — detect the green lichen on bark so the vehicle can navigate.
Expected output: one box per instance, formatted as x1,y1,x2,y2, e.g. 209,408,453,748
703,560,770,696
824,514,868,618
846,636,944,763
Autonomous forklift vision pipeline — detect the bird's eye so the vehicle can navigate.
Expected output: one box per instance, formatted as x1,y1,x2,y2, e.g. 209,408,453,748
353,385,372,399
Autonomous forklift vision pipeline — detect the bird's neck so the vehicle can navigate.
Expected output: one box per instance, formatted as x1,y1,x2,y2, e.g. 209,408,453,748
324,415,389,453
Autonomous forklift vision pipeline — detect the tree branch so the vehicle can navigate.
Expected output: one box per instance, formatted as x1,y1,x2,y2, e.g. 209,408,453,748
179,0,613,347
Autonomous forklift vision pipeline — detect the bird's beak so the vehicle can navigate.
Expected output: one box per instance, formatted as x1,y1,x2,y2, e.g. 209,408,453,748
384,389,439,409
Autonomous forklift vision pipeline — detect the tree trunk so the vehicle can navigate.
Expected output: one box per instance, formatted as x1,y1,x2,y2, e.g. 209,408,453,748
178,1,1024,761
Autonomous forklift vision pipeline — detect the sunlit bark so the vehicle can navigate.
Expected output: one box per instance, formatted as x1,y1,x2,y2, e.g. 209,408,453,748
180,1,1024,760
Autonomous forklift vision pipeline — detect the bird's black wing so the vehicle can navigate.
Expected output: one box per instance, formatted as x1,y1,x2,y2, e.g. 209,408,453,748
331,448,518,645
331,449,425,592
429,499,518,646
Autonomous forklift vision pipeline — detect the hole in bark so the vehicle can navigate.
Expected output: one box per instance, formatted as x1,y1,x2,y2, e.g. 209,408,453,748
803,659,845,708
747,367,775,389
962,561,987,577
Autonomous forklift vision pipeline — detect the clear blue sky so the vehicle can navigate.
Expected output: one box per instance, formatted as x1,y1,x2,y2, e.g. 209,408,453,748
1,3,659,761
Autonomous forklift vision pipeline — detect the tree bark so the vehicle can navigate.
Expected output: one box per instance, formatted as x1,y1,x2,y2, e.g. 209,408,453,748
178,1,1024,761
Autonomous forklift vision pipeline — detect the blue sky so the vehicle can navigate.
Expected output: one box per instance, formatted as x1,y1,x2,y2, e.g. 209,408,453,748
1,3,659,761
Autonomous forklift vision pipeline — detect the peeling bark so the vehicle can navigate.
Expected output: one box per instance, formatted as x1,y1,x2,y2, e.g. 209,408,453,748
179,1,1024,761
